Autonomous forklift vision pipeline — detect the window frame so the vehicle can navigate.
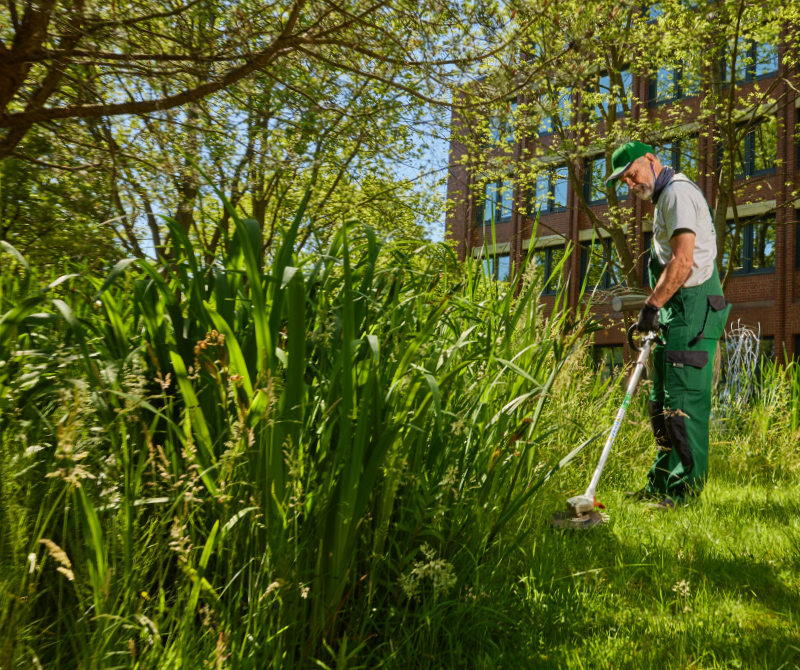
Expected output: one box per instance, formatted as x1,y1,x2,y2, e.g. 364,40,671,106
721,39,780,85
647,62,699,107
796,117,800,169
580,237,619,291
529,164,570,214
645,2,663,24
537,88,573,137
659,135,700,178
745,117,778,178
589,68,633,120
796,210,800,270
483,252,511,282
583,156,628,206
485,99,518,147
476,178,515,227
720,117,778,180
533,244,565,296
724,214,777,276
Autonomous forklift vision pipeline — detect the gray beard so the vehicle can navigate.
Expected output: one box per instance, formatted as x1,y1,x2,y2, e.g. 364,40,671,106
632,183,654,200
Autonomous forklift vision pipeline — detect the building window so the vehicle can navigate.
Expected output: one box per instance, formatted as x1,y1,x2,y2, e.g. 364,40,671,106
486,100,517,146
722,39,780,83
478,179,514,226
796,118,800,169
796,210,800,270
648,56,700,106
538,88,572,135
584,156,628,205
592,345,624,381
722,214,776,276
731,117,777,179
649,67,680,106
580,238,618,291
483,253,511,282
641,231,653,283
590,69,633,120
530,165,569,214
532,245,566,296
659,135,700,182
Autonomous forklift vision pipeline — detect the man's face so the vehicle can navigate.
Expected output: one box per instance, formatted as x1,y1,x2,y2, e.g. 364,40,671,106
621,158,654,200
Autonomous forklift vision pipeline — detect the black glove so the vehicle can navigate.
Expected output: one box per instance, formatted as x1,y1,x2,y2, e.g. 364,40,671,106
636,301,660,333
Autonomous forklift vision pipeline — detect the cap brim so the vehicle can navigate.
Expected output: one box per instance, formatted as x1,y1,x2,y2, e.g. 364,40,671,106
605,160,633,186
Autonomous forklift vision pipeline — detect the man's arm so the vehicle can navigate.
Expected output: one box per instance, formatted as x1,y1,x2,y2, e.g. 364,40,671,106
647,232,695,308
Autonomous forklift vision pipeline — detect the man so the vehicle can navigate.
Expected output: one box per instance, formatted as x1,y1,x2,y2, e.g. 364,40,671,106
606,141,731,510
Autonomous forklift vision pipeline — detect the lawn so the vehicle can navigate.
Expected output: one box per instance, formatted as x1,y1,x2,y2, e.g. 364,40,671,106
381,431,800,670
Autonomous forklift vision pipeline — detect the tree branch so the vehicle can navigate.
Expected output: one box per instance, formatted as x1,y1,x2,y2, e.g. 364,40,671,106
0,0,308,130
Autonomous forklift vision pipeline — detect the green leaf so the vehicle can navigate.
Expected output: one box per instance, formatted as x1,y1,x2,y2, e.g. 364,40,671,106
281,266,298,289
93,259,137,300
0,240,30,272
366,334,379,362
0,295,44,346
185,521,220,617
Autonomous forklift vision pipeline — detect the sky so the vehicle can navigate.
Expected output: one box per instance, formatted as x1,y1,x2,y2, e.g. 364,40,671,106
394,129,450,243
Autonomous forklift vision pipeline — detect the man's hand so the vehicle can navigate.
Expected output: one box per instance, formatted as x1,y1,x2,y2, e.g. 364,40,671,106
637,302,660,333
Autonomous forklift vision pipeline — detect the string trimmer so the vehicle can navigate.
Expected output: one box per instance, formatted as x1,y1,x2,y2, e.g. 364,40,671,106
551,324,662,529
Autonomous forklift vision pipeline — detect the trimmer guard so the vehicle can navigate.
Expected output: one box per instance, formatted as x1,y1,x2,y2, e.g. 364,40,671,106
550,509,607,529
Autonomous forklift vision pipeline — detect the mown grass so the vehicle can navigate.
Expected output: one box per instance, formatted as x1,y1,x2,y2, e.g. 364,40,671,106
369,369,800,670
1,194,799,669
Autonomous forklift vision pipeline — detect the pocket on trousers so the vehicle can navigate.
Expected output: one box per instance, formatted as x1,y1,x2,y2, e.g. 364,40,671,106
703,295,731,341
665,350,709,394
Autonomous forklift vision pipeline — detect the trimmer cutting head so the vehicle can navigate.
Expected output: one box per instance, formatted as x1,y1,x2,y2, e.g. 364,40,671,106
550,495,607,529
550,508,607,529
566,494,595,515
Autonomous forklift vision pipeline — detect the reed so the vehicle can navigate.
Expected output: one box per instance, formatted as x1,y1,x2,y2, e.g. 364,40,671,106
0,197,599,667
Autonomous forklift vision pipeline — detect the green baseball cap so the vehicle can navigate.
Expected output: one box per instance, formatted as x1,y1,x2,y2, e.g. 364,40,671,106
605,141,655,185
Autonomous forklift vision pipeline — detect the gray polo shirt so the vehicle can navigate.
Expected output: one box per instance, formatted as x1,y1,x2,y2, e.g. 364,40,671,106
652,173,717,288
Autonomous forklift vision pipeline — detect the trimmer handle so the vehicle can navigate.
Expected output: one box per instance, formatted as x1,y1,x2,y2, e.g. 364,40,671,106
627,323,664,353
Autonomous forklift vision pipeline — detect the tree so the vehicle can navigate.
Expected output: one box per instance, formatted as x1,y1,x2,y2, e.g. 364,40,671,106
0,126,120,267
453,0,799,291
1,0,517,264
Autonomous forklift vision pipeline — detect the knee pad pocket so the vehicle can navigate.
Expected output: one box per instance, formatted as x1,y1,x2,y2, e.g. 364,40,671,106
649,401,671,449
665,409,693,472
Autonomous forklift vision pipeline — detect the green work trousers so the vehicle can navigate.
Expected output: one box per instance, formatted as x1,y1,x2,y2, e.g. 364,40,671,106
645,260,731,502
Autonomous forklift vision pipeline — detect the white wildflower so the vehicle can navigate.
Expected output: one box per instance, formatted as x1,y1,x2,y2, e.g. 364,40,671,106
399,543,457,601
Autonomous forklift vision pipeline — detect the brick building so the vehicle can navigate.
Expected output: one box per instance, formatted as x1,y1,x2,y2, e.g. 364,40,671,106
445,34,800,371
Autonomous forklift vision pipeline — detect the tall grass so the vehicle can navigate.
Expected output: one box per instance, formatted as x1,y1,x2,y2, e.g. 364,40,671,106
0,200,599,667
710,356,800,483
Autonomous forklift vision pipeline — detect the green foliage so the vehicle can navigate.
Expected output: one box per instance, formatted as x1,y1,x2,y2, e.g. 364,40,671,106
456,0,800,289
0,195,596,667
0,0,510,263
0,138,121,268
2,214,800,667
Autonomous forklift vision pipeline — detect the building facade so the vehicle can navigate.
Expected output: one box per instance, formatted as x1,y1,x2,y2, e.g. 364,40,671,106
445,36,800,369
